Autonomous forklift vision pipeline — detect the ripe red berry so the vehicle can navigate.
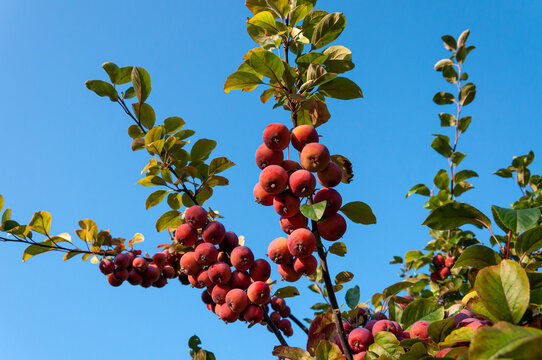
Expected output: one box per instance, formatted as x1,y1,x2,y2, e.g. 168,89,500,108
220,231,239,253
259,165,288,195
195,242,219,266
267,237,293,264
280,211,309,234
114,253,130,269
107,273,123,287
289,170,316,197
287,228,316,258
300,143,330,172
184,206,208,229
445,257,455,268
313,188,343,216
291,125,318,152
263,123,290,151
317,162,343,188
212,284,231,304
317,213,347,241
432,254,445,268
242,305,264,324
249,259,271,282
208,261,232,284
230,270,251,289
174,223,198,246
348,328,374,353
230,246,255,271
273,191,301,218
247,281,270,304
99,259,115,275
281,160,302,175
226,288,249,313
278,263,302,282
180,252,202,276
202,221,226,245
255,144,283,169
293,255,318,275
132,257,148,273
253,183,275,206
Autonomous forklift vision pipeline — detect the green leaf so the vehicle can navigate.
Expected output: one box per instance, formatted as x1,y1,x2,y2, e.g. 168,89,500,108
245,0,270,15
300,201,327,221
335,271,354,285
441,35,457,51
345,285,360,309
454,245,502,269
458,116,472,133
322,45,355,74
272,346,311,360
382,280,415,300
248,49,284,81
431,134,452,158
127,124,145,139
404,250,423,263
132,103,156,129
208,157,235,175
206,176,229,187
84,80,118,101
434,58,454,70
266,0,290,19
155,210,181,232
274,286,300,298
146,190,169,210
329,242,347,257
459,83,476,106
433,169,449,190
123,87,135,99
517,226,542,255
451,152,467,166
22,240,55,261
401,298,444,330
190,139,217,162
137,176,166,187
330,155,354,184
457,29,470,48
433,91,455,105
475,259,530,324
131,67,151,103
28,211,52,236
317,77,363,100
224,71,264,93
454,170,478,183
469,322,542,360
315,341,343,360
491,205,540,234
439,113,456,127
494,168,513,178
369,332,405,358
340,201,376,225
163,117,185,134
302,10,328,41
289,4,313,25
422,202,491,230
442,65,458,84
311,12,346,50
405,184,430,198
196,187,213,205
428,317,455,343
102,62,119,83
0,194,3,213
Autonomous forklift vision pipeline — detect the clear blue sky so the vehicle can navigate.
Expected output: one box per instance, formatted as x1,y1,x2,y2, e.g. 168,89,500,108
1,1,541,359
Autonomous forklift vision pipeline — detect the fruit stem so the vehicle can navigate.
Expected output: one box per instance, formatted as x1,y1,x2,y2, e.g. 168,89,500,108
288,313,309,334
311,219,354,360
263,309,289,347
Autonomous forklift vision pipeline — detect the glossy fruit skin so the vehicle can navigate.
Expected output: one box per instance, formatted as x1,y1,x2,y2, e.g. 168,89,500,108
195,269,213,288
162,264,176,279
291,125,319,151
253,183,274,206
289,170,316,197
259,165,288,194
439,266,451,279
263,123,290,151
107,273,123,287
267,237,293,264
348,328,374,353
278,319,292,331
317,162,343,188
432,254,445,268
280,211,309,234
314,187,343,216
230,246,255,271
174,223,198,246
220,231,239,253
281,160,302,175
202,221,226,245
255,144,283,170
445,257,455,268
273,191,301,218
152,252,167,267
317,213,347,241
371,320,395,337
211,284,231,304
114,253,130,270
300,143,330,172
219,304,239,323
127,268,143,285
249,259,271,281
99,259,115,275
184,205,208,229
271,297,286,312
247,281,270,304
287,228,316,258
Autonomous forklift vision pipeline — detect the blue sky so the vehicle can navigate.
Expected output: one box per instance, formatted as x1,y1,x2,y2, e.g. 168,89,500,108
1,1,541,359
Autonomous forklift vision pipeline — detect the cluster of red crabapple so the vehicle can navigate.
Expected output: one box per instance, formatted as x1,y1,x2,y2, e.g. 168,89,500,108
430,253,455,282
253,123,347,281
99,205,294,334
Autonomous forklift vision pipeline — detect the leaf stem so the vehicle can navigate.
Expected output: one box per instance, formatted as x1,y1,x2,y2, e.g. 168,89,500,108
288,313,309,334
